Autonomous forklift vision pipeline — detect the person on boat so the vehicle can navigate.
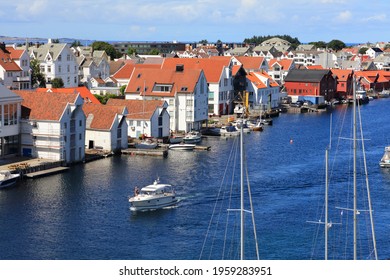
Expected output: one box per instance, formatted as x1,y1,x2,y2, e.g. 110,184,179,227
134,187,139,196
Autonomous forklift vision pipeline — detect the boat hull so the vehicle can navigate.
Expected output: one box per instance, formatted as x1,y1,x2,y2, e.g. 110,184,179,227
0,174,20,190
129,195,178,211
169,144,195,150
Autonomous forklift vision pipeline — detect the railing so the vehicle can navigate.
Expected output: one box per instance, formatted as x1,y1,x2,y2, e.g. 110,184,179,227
31,128,65,137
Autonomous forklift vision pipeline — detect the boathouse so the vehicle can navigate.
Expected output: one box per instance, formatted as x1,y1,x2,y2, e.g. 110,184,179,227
284,69,337,103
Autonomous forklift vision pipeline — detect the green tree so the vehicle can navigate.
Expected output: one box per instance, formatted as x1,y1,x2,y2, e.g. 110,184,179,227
148,48,160,55
94,93,118,104
71,40,82,48
359,47,369,55
51,77,64,88
92,41,122,60
243,34,300,49
30,59,46,88
127,47,137,56
326,39,346,51
119,85,127,96
199,39,208,45
309,41,327,49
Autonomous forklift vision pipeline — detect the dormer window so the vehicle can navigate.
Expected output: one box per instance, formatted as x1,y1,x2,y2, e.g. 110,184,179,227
181,87,188,91
137,73,142,78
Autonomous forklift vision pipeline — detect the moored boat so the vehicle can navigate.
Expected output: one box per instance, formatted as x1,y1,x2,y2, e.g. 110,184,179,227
135,138,158,149
129,178,178,211
379,146,390,168
183,131,202,144
0,170,20,190
168,143,195,150
220,124,240,136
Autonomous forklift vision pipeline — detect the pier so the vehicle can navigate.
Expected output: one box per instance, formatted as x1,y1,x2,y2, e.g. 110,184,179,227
24,167,70,178
122,148,168,157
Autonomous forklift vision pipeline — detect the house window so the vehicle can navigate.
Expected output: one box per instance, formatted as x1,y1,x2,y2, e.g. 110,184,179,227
67,65,70,72
79,134,82,140
186,99,193,107
79,120,82,126
117,127,122,138
58,55,62,61
129,120,134,126
67,54,71,61
58,65,61,73
48,66,51,73
137,121,141,127
158,116,162,126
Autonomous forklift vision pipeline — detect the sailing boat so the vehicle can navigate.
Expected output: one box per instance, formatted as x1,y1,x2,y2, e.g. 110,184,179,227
309,77,378,260
200,109,259,260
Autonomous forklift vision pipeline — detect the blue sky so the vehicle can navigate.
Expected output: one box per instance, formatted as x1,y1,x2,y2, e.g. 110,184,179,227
1,0,389,44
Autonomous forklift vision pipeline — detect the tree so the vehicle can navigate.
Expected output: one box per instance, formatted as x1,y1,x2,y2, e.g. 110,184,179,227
326,39,346,51
309,41,327,49
30,59,46,88
119,85,126,96
358,47,369,55
91,41,122,60
52,77,64,88
243,34,300,49
71,40,82,48
94,93,118,104
127,47,137,56
148,48,160,55
199,39,208,45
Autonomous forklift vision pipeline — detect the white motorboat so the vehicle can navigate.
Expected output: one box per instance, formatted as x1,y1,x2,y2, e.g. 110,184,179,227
168,135,184,144
0,170,20,189
220,125,240,136
183,131,202,144
135,138,158,149
168,143,195,150
129,178,178,211
379,146,390,168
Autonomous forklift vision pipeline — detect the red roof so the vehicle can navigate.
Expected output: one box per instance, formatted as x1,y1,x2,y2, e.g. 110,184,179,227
83,103,126,130
125,67,202,97
106,98,165,120
162,57,230,83
36,87,100,104
234,56,266,70
14,90,79,121
0,48,22,71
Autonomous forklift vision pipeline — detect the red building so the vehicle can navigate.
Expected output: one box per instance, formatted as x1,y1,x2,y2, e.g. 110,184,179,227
284,69,337,103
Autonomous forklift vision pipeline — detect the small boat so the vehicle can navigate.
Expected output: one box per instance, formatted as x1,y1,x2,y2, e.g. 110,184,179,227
260,118,273,126
129,178,178,211
135,138,158,149
168,135,184,144
168,143,195,150
250,120,264,132
379,146,390,168
183,131,202,144
0,170,20,189
234,120,251,133
200,127,221,136
220,125,240,136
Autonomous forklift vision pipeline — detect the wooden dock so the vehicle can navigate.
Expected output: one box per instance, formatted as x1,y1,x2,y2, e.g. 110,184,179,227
122,148,168,157
24,166,70,179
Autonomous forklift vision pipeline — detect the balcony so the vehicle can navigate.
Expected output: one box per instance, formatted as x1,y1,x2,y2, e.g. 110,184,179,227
31,128,64,137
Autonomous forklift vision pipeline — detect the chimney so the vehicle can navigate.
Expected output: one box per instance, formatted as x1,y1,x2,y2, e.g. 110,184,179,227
176,64,184,72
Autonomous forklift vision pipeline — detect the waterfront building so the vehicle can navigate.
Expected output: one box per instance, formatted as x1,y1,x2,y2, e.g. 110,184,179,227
15,90,85,164
0,43,29,90
28,40,78,88
0,84,23,158
162,57,234,116
82,103,128,152
106,99,170,139
355,70,390,92
124,66,208,133
330,69,354,99
246,71,281,112
284,69,336,103
284,50,323,68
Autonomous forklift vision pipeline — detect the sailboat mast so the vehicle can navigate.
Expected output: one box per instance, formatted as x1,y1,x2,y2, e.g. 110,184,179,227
325,148,329,260
353,77,357,260
240,111,245,260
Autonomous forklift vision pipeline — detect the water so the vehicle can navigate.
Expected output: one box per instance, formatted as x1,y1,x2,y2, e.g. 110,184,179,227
1,99,390,260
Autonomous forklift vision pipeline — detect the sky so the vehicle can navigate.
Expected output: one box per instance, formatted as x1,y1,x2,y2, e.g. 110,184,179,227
0,0,389,44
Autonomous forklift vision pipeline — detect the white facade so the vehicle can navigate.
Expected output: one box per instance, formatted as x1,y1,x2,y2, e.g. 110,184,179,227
29,42,79,88
208,66,234,116
0,85,23,157
85,117,127,152
247,73,281,112
19,94,85,163
127,104,170,139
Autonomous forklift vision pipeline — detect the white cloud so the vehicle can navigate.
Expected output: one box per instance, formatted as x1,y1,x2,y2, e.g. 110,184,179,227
362,14,387,22
336,10,352,22
15,0,49,17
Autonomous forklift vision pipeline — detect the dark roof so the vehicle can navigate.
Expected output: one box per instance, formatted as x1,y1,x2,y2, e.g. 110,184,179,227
284,69,331,82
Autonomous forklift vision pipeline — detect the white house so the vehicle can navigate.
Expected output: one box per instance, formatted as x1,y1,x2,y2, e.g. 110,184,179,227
29,41,78,87
16,90,85,164
268,58,295,86
106,99,170,139
162,57,235,116
0,84,23,158
82,103,128,152
246,71,281,113
5,45,31,90
124,65,208,132
0,43,25,90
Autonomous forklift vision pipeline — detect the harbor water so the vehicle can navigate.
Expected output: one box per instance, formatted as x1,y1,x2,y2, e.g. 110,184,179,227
1,99,390,260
